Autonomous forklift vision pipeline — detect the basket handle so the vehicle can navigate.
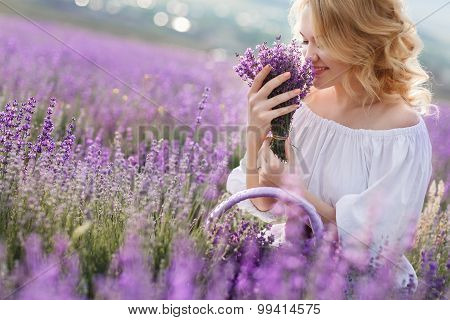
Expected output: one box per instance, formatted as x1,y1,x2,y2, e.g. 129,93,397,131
206,187,324,236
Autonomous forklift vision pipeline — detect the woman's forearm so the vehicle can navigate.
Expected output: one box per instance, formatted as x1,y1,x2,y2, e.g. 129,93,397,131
244,135,336,221
245,130,335,223
245,130,277,212
301,189,336,225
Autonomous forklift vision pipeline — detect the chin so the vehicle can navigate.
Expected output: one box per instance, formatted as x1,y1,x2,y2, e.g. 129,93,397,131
313,79,333,90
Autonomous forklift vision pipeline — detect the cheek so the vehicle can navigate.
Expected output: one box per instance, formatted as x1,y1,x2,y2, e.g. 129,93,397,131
329,65,350,82
319,52,344,71
334,62,347,71
326,59,349,73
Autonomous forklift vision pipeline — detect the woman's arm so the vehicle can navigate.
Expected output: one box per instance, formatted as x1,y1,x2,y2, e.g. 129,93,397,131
259,168,337,226
256,137,337,225
301,189,336,225
245,130,277,212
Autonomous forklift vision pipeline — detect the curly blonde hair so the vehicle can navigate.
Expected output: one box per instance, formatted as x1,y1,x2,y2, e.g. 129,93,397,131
288,0,438,116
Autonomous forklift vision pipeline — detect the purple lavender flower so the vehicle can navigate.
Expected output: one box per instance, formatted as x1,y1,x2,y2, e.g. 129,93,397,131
56,117,76,166
94,233,155,300
234,36,315,161
8,234,80,300
165,235,203,299
31,98,56,158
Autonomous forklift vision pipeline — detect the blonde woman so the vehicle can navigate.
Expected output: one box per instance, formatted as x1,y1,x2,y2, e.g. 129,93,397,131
226,0,435,291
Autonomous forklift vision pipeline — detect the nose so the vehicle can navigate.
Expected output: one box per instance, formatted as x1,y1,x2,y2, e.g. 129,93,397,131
302,45,319,62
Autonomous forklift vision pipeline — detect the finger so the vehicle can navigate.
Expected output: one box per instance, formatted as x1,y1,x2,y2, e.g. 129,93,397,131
259,71,291,98
284,137,290,162
249,65,272,96
262,139,279,172
285,137,300,175
261,136,272,163
285,137,294,163
268,104,300,120
259,136,269,154
266,145,286,173
265,88,301,110
259,173,277,188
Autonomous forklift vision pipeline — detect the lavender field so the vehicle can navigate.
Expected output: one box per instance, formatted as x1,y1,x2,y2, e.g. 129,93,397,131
0,16,448,300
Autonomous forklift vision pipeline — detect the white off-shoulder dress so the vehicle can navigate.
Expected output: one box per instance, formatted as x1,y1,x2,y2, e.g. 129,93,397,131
226,102,433,290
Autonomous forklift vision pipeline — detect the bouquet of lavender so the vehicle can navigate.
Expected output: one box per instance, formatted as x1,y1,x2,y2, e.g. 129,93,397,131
234,36,315,162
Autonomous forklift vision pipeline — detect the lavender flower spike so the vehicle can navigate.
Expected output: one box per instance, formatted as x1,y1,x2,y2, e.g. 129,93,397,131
234,36,315,162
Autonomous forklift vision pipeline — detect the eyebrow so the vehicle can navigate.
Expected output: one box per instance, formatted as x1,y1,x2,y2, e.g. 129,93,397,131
299,31,314,40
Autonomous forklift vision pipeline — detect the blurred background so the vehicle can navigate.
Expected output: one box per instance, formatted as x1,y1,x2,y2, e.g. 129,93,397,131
1,0,449,101
0,1,448,302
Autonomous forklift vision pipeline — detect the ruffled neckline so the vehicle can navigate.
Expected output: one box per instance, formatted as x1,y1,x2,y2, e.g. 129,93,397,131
300,101,426,137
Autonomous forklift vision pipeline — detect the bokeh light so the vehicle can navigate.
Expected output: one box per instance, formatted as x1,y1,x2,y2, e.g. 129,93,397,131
167,0,189,17
74,0,89,7
235,12,252,28
171,16,191,33
137,0,155,9
154,11,169,27
88,0,103,11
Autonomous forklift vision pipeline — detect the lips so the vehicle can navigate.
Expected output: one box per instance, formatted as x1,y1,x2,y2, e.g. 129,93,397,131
313,66,329,77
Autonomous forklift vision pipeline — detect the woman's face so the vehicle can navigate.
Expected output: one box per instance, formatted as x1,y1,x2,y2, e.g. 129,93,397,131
299,5,350,90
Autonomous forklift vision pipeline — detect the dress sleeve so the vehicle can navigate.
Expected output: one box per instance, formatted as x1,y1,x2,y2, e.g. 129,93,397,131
226,150,282,223
335,132,433,262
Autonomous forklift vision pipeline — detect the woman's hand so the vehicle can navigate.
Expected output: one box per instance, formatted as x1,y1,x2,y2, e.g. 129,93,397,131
259,136,306,196
244,65,302,212
246,65,301,146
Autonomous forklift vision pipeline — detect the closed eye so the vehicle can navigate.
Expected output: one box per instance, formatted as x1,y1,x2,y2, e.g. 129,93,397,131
301,40,321,49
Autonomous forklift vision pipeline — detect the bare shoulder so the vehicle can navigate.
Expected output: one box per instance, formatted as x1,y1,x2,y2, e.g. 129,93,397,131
377,102,420,129
303,86,327,111
303,86,319,104
303,87,336,118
